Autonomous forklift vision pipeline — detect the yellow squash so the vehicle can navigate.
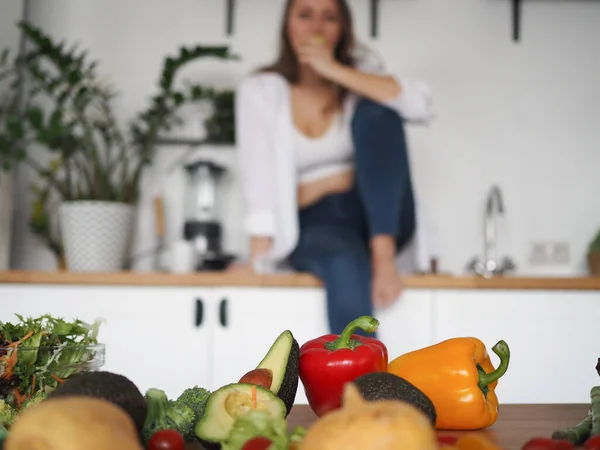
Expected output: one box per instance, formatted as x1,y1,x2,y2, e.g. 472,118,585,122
300,383,438,450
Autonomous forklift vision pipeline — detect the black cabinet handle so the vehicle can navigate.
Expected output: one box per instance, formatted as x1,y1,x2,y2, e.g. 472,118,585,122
195,299,204,327
219,298,228,327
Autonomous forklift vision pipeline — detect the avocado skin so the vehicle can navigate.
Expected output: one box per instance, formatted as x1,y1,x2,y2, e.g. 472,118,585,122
276,336,300,417
198,439,221,450
49,371,147,435
352,372,437,426
256,331,300,417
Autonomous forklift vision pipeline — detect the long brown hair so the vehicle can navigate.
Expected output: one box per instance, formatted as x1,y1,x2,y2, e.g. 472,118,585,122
260,0,356,104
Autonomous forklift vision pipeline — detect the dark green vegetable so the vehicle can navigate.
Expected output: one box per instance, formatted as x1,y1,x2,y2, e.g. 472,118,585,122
0,423,7,446
351,372,437,426
142,388,196,444
552,411,592,444
0,400,16,429
591,386,600,437
19,388,48,411
50,371,147,436
175,385,211,419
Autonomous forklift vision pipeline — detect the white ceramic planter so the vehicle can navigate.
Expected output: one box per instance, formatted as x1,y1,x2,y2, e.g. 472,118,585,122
59,201,135,272
0,173,13,270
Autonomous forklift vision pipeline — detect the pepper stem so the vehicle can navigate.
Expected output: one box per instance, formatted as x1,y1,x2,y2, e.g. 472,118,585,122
326,316,379,351
478,340,511,391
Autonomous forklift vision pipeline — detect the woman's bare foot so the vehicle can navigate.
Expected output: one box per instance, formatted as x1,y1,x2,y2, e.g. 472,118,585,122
226,262,255,274
370,235,403,308
372,259,403,308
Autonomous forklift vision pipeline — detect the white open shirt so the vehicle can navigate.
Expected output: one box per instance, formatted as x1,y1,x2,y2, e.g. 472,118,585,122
234,48,435,273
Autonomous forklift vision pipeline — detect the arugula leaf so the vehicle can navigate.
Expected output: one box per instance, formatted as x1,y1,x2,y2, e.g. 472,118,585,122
18,331,44,366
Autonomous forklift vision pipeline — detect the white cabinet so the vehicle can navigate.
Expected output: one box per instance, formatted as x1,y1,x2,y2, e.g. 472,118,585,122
92,286,213,400
0,285,212,400
3,282,598,406
0,284,330,403
209,287,328,404
375,289,436,362
433,289,600,405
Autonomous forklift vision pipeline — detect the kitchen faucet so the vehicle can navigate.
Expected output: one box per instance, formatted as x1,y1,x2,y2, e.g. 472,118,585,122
466,185,516,278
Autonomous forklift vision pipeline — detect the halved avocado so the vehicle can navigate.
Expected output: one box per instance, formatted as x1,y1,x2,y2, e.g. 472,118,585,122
352,372,437,426
195,383,286,445
255,330,300,416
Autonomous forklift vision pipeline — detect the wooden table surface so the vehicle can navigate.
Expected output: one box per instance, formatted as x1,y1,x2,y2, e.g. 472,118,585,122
187,403,591,449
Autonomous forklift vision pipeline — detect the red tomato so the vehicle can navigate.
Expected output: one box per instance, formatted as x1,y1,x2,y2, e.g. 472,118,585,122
242,437,273,450
552,439,576,450
147,429,185,450
521,437,563,450
584,435,600,449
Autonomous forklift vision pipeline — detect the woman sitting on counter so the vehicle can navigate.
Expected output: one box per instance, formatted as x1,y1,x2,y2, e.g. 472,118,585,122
231,0,434,335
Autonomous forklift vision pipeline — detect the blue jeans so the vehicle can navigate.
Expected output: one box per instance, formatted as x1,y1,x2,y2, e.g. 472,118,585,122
289,98,416,337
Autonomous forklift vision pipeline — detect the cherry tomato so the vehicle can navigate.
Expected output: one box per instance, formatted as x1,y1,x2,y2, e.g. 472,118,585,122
437,435,458,446
584,435,600,449
242,437,273,450
147,429,185,450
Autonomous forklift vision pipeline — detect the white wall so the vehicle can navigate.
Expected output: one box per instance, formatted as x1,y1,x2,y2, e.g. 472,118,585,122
0,0,23,270
8,0,600,276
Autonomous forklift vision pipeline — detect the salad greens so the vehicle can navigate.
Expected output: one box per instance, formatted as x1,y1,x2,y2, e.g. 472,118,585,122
0,314,103,411
221,410,307,450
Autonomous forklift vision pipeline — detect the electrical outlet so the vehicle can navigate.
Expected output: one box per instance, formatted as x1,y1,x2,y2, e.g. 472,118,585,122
529,242,549,265
550,242,570,265
528,241,570,265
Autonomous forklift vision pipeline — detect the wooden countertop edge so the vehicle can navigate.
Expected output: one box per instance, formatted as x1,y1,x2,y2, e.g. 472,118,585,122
0,270,599,290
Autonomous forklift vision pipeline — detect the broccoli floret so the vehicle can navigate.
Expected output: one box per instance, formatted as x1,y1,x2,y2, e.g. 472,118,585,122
142,388,196,443
0,400,17,428
20,389,49,410
175,385,211,419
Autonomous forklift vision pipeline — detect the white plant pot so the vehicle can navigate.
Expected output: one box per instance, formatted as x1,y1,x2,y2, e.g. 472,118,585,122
0,173,12,270
59,201,135,272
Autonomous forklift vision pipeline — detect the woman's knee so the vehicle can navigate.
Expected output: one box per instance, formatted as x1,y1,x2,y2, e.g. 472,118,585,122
290,229,369,277
352,97,403,130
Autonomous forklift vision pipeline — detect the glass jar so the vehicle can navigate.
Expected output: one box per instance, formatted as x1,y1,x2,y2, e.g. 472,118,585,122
0,343,105,410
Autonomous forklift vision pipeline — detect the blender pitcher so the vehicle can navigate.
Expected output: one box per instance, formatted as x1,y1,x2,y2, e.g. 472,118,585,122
182,159,231,270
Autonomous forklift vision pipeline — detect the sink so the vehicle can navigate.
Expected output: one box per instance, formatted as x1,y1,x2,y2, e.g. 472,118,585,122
466,185,516,278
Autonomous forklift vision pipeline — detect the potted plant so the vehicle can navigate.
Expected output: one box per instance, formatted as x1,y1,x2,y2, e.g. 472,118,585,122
0,21,238,272
0,48,17,270
587,228,600,276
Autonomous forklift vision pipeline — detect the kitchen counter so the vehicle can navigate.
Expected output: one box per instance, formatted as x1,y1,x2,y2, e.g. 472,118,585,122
187,404,591,449
0,270,599,290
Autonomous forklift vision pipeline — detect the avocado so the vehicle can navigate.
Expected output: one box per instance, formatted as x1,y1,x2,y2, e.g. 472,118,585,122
351,372,437,426
49,371,147,435
255,330,300,416
195,383,287,447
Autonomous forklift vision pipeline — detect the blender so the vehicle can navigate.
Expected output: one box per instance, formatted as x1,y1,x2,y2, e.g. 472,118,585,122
182,159,235,271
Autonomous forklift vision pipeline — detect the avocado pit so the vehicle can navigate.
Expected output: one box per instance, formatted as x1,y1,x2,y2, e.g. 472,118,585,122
224,392,270,418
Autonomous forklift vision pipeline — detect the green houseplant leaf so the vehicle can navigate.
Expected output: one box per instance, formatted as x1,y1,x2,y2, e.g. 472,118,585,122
0,20,240,261
589,228,600,254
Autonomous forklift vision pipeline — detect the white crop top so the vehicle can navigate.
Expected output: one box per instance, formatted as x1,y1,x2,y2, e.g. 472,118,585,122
293,113,355,184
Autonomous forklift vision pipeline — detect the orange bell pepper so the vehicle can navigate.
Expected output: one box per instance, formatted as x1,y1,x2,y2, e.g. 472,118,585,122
387,337,510,430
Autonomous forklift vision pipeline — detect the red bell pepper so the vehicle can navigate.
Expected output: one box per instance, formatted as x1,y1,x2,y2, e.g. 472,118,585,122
298,315,388,417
